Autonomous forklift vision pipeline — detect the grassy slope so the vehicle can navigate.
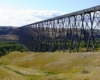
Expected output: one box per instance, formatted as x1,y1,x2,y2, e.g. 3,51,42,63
0,51,100,80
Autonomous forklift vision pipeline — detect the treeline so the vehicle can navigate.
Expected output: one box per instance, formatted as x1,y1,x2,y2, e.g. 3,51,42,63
0,42,28,57
21,39,100,52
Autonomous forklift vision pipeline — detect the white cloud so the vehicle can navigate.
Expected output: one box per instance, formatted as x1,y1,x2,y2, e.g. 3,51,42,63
0,9,65,27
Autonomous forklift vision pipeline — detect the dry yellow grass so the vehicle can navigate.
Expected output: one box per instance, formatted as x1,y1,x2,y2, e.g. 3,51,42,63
0,66,26,80
0,51,100,80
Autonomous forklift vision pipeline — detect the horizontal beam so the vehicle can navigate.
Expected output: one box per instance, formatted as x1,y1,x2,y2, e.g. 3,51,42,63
21,5,100,27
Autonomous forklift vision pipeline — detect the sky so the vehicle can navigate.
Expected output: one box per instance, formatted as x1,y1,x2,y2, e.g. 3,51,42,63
0,0,100,27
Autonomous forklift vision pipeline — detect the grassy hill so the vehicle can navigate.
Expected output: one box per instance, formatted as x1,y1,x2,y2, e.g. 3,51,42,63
0,51,100,80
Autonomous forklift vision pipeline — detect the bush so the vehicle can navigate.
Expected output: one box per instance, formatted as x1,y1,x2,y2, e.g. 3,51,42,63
0,41,28,57
82,69,89,74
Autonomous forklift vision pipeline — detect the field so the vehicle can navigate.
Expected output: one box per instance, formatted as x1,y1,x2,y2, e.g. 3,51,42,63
0,51,100,80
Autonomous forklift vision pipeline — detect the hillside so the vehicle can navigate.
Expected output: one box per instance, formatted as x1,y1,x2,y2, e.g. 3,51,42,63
0,27,19,42
0,51,100,80
0,27,100,52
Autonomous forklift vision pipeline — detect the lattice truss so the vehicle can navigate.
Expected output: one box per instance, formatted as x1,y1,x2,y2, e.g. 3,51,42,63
20,6,100,52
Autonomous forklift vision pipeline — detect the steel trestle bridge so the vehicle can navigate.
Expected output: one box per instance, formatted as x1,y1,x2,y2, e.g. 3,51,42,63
20,5,100,52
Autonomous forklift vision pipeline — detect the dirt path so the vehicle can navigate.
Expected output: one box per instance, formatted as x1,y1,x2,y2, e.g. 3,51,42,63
0,65,44,80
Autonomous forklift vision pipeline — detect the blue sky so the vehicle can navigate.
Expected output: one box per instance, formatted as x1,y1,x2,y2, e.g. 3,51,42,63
0,0,100,26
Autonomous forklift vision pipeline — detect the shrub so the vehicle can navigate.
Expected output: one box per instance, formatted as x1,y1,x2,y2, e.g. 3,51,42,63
82,69,89,74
